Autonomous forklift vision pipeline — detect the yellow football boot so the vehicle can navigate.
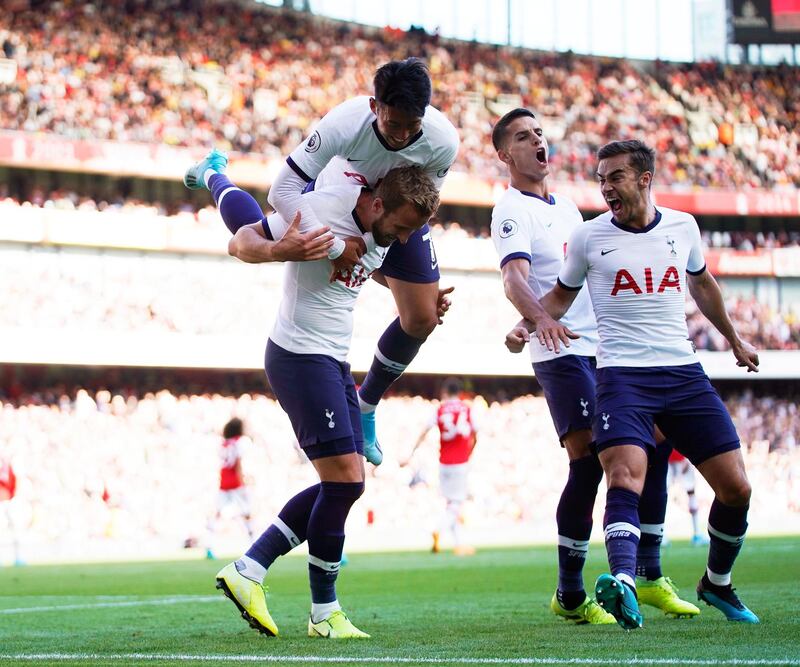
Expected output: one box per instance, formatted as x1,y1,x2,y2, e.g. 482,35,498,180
215,562,279,636
550,592,617,625
637,576,700,618
308,610,370,638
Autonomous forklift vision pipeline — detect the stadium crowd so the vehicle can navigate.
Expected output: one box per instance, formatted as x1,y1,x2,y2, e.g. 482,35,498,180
1,388,797,561
2,0,799,188
2,243,799,351
3,190,800,250
686,295,800,352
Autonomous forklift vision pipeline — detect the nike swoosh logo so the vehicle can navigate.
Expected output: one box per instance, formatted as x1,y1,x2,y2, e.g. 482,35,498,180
314,624,331,637
600,248,618,256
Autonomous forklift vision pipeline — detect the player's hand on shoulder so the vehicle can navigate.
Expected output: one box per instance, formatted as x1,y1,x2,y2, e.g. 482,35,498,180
329,236,367,281
732,338,759,373
274,211,335,262
436,286,455,324
534,313,580,354
505,326,530,354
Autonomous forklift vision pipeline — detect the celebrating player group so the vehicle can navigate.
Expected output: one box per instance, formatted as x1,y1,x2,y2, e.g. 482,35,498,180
184,55,759,638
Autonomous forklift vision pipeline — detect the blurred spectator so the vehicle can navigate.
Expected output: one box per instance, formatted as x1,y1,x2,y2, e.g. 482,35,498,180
1,243,797,350
0,388,796,562
3,193,799,250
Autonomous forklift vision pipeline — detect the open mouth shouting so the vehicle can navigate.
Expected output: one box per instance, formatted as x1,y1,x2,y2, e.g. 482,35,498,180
536,147,547,166
606,196,623,216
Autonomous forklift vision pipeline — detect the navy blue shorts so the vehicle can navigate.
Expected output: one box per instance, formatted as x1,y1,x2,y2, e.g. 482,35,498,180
533,355,596,443
380,223,440,284
594,363,740,466
265,339,364,460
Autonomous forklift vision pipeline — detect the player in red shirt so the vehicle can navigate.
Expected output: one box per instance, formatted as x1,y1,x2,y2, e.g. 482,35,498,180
205,418,256,559
407,378,478,555
667,449,708,546
0,454,22,566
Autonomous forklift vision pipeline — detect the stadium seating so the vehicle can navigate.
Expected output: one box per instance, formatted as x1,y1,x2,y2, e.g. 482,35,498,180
1,1,799,188
1,239,798,351
0,390,797,560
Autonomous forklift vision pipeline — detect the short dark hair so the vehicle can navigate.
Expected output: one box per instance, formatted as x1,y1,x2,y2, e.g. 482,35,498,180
442,377,463,397
376,165,439,219
223,417,244,439
597,140,656,178
373,58,431,118
491,108,536,151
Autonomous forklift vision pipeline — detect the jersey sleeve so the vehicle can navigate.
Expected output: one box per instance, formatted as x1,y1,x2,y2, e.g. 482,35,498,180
491,204,534,269
286,100,359,182
261,212,288,241
425,128,460,191
686,215,706,275
262,187,358,240
557,224,590,290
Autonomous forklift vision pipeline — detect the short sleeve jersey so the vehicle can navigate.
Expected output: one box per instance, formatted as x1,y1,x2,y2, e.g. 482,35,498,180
287,97,459,191
436,398,476,465
491,187,599,362
220,436,246,491
558,208,706,368
265,185,389,361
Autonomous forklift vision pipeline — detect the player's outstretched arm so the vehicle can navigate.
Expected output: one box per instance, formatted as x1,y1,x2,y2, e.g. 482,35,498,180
229,212,334,264
501,259,578,354
688,270,759,372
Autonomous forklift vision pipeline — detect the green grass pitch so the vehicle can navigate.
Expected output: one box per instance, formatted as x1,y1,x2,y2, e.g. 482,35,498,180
1,537,798,666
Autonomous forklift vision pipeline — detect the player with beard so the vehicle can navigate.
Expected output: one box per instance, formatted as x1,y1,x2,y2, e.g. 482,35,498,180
187,59,459,468
495,110,698,624
537,139,759,628
196,159,440,638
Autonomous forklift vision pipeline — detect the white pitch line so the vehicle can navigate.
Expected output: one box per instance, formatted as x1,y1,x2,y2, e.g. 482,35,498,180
0,655,798,666
0,595,222,614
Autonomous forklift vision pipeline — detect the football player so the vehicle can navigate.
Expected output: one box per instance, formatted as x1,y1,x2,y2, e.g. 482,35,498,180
540,139,759,627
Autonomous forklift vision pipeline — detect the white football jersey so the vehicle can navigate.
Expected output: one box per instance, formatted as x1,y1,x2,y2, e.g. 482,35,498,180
288,96,459,191
265,185,389,361
491,187,599,363
558,208,706,368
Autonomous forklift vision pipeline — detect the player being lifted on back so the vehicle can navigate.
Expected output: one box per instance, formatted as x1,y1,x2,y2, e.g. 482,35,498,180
271,58,459,467
186,58,459,467
269,58,458,465
198,157,440,638
539,139,760,628
493,110,697,624
406,378,478,556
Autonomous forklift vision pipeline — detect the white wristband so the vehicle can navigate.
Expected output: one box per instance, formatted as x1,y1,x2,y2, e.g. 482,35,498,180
327,237,346,260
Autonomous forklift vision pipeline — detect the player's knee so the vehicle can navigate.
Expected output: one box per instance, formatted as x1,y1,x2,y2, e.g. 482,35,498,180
399,312,438,340
605,464,644,494
718,478,751,507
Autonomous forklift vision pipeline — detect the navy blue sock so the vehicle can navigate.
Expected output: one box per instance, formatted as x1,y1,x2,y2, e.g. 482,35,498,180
245,484,320,570
604,487,641,586
706,499,748,586
208,173,266,235
307,481,364,604
358,318,425,407
636,441,670,580
556,454,603,609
